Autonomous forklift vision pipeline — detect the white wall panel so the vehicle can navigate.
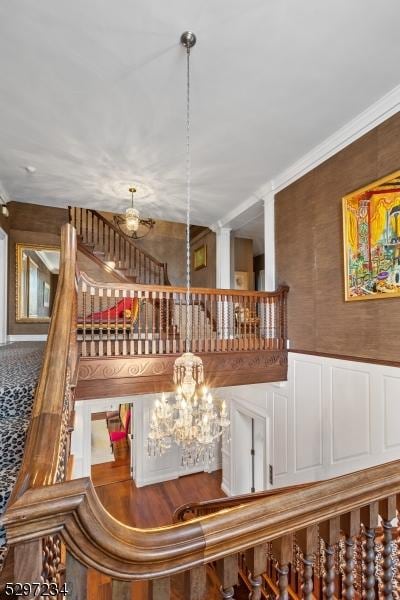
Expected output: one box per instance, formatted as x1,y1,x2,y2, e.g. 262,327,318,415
293,360,322,471
331,367,370,462
273,392,288,476
384,376,400,449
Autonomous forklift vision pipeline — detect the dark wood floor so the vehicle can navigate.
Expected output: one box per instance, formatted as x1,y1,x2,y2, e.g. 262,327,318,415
87,412,227,598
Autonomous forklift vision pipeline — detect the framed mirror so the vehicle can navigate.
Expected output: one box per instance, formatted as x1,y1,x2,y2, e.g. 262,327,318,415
16,244,60,322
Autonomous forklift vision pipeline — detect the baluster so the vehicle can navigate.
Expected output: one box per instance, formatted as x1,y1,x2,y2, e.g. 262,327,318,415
379,496,396,599
137,291,142,355
297,525,318,600
361,501,379,600
341,509,361,599
111,579,131,600
246,544,267,600
144,291,150,355
210,295,215,352
320,517,340,600
148,577,170,599
89,286,95,356
216,555,238,599
166,291,170,354
78,207,82,236
122,290,127,356
106,288,112,356
114,289,120,356
271,534,292,600
81,280,87,357
152,292,156,354
98,288,104,357
190,291,194,353
66,551,87,599
129,244,132,277
203,293,207,352
85,208,88,242
158,291,163,354
184,565,207,600
179,293,183,353
197,292,201,352
129,290,135,356
134,247,137,279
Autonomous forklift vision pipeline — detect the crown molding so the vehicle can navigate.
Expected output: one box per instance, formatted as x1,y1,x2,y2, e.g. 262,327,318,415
213,83,400,228
272,83,400,193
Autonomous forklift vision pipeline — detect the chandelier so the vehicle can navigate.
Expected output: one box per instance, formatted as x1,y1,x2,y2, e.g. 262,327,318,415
113,187,155,239
147,31,230,468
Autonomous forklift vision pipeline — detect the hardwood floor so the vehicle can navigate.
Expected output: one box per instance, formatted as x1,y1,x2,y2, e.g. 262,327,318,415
95,469,224,528
88,413,227,597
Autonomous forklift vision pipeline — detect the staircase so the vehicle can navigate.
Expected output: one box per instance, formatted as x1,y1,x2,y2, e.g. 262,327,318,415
69,206,169,285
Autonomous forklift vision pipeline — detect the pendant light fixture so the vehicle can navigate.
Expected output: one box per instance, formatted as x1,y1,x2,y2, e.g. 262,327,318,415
113,186,155,239
147,32,229,468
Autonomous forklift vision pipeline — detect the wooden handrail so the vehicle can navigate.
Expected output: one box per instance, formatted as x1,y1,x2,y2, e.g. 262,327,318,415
4,459,400,579
90,209,167,270
9,223,78,500
79,270,289,298
172,481,318,522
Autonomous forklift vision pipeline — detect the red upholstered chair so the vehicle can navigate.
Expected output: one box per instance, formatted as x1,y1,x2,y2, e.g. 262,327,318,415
109,409,131,449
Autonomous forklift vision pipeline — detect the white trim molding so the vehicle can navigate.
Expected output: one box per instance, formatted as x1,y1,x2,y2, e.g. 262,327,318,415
7,334,48,342
212,83,400,228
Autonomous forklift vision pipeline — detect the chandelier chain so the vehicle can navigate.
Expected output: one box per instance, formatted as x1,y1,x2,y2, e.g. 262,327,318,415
185,44,191,352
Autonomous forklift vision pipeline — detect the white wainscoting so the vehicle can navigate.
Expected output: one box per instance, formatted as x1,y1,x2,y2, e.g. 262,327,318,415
219,353,400,491
269,353,400,487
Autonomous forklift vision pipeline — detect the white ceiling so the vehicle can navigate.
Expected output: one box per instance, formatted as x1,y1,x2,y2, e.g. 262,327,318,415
1,0,400,226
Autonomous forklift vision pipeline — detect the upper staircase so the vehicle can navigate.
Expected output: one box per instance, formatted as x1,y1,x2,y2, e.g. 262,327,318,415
69,206,170,285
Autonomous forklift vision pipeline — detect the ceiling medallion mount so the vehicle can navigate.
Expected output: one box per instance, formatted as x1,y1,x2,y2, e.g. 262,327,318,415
180,31,197,50
113,186,155,240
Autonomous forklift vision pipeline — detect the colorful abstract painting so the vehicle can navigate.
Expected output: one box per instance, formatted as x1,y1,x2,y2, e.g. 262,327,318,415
343,170,400,301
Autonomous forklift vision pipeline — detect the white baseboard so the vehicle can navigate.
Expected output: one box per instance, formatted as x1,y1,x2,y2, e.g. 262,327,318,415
221,481,231,497
135,470,179,488
7,334,48,342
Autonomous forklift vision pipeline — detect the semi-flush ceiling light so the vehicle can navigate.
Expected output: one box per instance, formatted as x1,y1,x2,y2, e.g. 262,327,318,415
113,187,155,239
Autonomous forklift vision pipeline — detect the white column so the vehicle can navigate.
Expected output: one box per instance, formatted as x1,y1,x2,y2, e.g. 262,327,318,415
264,193,275,291
215,226,231,289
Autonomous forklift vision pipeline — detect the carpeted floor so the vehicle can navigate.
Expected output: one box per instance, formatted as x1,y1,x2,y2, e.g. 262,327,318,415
0,341,44,572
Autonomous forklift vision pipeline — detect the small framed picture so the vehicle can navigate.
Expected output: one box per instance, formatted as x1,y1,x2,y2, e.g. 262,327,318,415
43,281,50,308
193,244,207,270
234,271,249,290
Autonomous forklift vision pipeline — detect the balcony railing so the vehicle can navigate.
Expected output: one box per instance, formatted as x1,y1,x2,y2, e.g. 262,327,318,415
77,272,289,358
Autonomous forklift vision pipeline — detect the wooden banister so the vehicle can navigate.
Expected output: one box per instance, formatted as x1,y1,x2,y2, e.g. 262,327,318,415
4,459,400,580
10,223,78,500
172,481,318,522
69,206,170,285
79,271,289,297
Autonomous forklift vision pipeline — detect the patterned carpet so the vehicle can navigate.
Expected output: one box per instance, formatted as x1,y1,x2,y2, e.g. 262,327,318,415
0,341,44,572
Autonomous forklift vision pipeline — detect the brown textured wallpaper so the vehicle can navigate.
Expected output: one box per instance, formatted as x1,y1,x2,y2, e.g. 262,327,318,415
276,112,400,362
8,202,68,335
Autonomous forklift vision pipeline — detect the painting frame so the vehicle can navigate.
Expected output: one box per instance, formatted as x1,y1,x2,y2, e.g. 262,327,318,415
234,271,249,291
193,244,207,271
342,169,400,302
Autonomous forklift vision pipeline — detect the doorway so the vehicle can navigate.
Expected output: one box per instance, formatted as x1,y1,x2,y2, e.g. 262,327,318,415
231,408,266,495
